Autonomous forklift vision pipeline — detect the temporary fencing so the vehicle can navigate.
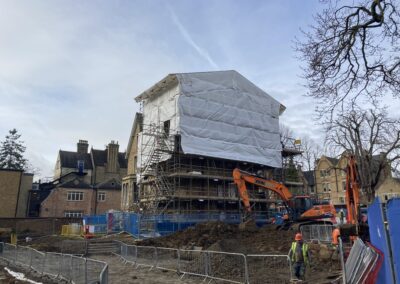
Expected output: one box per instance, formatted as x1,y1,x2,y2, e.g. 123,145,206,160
300,224,333,243
345,238,381,284
0,242,108,284
84,211,273,238
206,251,248,284
114,241,293,283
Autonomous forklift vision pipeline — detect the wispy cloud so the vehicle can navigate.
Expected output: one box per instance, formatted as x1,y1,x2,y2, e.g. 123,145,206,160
167,4,219,70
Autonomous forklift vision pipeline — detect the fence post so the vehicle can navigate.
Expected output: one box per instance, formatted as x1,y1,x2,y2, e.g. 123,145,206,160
244,255,249,284
29,247,33,268
41,252,46,275
84,258,88,284
14,244,17,264
339,237,346,284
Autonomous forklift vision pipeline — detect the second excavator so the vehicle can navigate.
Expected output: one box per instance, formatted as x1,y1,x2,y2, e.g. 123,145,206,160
233,168,336,229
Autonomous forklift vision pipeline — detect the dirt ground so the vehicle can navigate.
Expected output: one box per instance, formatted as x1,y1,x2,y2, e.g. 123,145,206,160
21,222,343,283
0,259,62,284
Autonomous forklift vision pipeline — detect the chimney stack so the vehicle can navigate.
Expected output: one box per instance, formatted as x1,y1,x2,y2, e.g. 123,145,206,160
77,140,89,154
107,140,119,173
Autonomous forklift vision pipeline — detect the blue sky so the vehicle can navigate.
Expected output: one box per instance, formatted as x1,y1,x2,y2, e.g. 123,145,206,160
0,1,325,179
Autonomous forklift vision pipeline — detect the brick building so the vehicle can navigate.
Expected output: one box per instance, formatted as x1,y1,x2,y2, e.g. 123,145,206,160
0,169,33,217
39,140,127,217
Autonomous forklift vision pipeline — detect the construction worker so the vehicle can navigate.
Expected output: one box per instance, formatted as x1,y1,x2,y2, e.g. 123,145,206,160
332,225,341,246
339,209,345,225
289,233,310,280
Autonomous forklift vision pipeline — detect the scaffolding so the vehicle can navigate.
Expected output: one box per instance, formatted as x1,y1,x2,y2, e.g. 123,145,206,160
137,123,305,223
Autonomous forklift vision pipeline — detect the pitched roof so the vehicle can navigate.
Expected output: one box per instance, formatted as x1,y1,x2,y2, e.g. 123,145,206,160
59,150,93,170
303,170,315,186
91,149,127,168
326,157,339,165
96,178,121,189
57,178,92,189
126,112,143,159
134,70,286,114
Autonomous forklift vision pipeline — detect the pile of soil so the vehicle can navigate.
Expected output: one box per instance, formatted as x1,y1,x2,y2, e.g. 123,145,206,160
138,221,294,254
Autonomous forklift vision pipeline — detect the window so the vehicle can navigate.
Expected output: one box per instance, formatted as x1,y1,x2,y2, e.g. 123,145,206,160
322,183,331,192
67,191,84,201
64,211,83,217
98,192,106,201
320,169,330,178
342,180,347,191
163,120,170,136
339,197,345,203
77,160,84,173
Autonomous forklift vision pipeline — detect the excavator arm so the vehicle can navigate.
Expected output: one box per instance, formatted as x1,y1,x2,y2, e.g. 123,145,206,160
233,168,293,212
345,155,361,225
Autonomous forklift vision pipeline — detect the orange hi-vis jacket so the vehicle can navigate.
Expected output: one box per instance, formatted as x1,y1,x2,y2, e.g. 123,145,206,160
332,228,340,245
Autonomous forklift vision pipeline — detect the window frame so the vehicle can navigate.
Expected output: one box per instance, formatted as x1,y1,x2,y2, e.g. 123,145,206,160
97,191,106,202
67,191,84,201
64,211,83,218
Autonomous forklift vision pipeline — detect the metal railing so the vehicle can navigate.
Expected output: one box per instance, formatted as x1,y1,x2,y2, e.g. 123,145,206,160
114,241,293,284
300,224,334,243
0,242,108,284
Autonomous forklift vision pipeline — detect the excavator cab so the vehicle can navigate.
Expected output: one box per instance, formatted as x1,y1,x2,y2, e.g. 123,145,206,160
289,196,314,220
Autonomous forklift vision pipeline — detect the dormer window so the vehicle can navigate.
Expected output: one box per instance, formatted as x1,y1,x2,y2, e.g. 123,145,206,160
77,160,84,173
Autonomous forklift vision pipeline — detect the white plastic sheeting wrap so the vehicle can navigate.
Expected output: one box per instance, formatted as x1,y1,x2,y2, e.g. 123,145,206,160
176,71,283,168
137,70,284,169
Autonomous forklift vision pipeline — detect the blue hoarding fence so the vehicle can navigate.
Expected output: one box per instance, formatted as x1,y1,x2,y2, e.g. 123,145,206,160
83,211,272,238
368,197,400,284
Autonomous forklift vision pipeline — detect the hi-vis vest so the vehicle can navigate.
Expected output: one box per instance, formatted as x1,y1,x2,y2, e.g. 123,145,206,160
290,242,309,264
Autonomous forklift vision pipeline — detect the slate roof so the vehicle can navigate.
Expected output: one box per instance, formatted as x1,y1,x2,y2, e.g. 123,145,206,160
91,149,127,168
57,178,92,189
326,157,339,165
59,151,93,169
97,178,121,190
303,170,315,186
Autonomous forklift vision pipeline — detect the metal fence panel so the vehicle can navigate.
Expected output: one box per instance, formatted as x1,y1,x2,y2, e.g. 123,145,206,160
125,245,137,264
31,248,45,274
207,251,247,283
300,224,333,243
247,255,292,284
156,247,179,272
136,245,157,268
16,245,31,267
43,252,62,277
87,258,107,283
179,249,207,279
70,255,87,284
2,243,16,263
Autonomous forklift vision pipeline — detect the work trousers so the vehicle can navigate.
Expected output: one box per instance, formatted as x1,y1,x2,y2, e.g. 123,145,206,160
293,262,305,279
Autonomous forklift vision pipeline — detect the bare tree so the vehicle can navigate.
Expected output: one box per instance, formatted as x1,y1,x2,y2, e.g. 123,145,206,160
297,0,400,118
279,123,295,148
326,102,400,201
301,136,323,171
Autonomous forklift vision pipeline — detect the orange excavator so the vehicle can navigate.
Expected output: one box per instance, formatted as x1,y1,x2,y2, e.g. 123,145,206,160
342,155,369,241
233,168,336,229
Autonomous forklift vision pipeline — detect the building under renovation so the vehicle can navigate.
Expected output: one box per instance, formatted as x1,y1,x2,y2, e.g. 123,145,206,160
122,70,302,217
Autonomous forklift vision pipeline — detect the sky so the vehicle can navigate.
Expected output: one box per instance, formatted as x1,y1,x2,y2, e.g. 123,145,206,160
0,1,332,179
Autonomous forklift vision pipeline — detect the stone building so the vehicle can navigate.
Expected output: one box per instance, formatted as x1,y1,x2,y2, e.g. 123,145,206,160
315,152,399,205
122,70,302,217
0,169,33,217
39,140,127,217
